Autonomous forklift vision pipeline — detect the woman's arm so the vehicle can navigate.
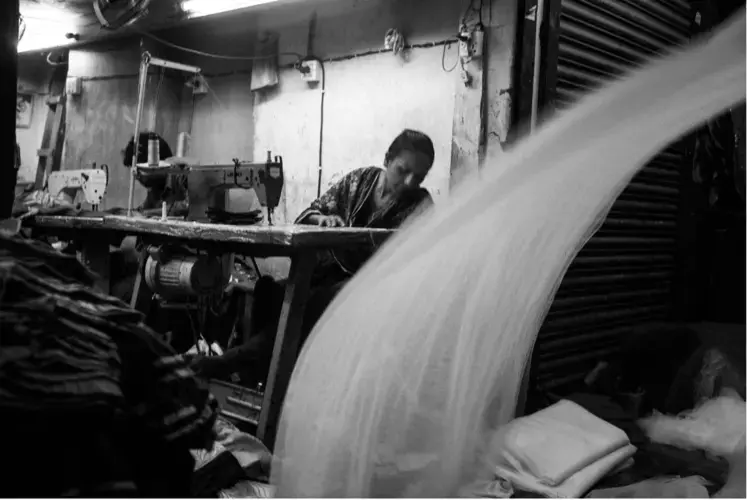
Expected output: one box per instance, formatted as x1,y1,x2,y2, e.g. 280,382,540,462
295,172,356,225
303,213,324,225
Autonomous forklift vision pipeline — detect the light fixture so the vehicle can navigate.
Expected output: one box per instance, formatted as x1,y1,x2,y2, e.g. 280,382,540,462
18,35,75,54
17,22,78,53
181,0,280,19
18,3,80,53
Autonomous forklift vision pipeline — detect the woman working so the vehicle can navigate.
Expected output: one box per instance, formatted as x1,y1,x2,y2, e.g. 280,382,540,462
193,129,436,383
296,128,435,285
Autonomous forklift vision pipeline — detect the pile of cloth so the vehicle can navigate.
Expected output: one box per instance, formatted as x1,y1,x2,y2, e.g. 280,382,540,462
485,400,637,497
470,388,745,498
0,231,218,496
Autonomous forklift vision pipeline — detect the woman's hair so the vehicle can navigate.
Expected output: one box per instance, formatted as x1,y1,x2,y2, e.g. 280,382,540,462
123,132,173,167
384,129,435,167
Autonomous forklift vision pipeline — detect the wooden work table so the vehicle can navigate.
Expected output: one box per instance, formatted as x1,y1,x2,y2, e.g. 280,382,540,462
24,214,394,449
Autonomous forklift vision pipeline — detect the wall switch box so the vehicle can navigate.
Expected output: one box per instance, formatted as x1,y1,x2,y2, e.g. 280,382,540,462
191,75,209,95
301,60,321,83
65,76,82,96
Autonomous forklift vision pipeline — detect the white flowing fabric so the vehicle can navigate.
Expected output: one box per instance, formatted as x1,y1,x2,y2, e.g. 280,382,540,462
272,10,746,498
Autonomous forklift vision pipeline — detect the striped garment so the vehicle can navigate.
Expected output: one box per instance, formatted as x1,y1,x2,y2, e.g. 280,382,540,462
0,232,218,495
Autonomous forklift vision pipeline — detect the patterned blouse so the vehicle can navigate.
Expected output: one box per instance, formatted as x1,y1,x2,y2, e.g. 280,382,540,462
295,166,433,287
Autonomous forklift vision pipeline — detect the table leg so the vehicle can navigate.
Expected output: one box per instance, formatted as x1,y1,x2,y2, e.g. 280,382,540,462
130,248,154,318
257,252,315,449
80,237,110,294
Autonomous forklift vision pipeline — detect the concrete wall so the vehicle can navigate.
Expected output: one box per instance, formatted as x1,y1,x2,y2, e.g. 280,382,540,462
64,39,184,209
54,0,517,216
151,0,520,278
50,0,517,277
16,58,55,185
162,0,515,224
249,0,462,223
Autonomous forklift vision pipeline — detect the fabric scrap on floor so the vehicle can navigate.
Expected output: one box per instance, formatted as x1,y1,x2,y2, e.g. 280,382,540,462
565,393,729,493
219,480,276,498
638,389,746,457
588,475,710,498
191,417,272,496
458,478,514,498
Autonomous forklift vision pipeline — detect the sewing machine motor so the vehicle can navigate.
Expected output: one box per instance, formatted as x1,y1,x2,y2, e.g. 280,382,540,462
187,152,284,224
144,245,231,299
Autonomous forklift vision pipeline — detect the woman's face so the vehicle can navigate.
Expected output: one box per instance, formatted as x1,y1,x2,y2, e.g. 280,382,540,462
385,150,431,195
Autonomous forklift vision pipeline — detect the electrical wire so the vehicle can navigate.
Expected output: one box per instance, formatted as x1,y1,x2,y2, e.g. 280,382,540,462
186,305,202,351
188,93,196,135
461,0,484,27
153,67,165,134
300,55,327,199
46,51,67,66
133,28,304,62
442,42,459,72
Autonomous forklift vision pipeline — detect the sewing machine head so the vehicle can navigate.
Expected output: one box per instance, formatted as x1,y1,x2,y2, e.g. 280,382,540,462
186,152,284,223
47,166,109,208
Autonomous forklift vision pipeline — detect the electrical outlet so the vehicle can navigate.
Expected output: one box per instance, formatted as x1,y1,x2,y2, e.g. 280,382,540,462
301,60,321,83
471,29,484,58
191,75,208,95
65,76,82,96
458,31,472,59
458,38,471,59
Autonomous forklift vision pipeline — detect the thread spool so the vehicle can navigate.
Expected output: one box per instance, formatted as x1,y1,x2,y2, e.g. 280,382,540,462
176,132,190,158
147,133,160,166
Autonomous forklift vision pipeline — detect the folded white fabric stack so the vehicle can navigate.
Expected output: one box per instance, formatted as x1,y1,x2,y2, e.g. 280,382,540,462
490,400,636,498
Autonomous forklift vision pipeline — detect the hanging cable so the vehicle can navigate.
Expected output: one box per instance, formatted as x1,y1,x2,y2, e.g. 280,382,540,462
299,55,327,199
188,93,196,135
133,28,304,62
152,67,165,134
46,51,68,67
442,42,459,72
462,0,483,27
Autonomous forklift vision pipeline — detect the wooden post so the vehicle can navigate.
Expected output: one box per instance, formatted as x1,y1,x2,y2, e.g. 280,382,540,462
449,46,486,190
34,97,67,189
257,252,315,450
483,0,520,158
0,0,19,219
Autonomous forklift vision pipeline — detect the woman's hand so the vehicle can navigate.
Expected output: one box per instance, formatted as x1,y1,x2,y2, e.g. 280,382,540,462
317,215,346,227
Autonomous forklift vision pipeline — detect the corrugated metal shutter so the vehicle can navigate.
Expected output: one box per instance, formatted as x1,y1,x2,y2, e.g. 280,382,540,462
535,0,694,391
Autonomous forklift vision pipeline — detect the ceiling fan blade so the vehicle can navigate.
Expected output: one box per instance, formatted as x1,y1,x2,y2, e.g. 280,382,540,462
93,0,151,30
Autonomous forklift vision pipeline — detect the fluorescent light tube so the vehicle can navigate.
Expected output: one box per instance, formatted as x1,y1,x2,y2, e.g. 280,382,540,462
18,4,79,53
181,0,280,19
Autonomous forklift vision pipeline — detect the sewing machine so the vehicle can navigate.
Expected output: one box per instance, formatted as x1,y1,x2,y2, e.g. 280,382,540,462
47,166,109,209
185,152,284,224
133,153,283,327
